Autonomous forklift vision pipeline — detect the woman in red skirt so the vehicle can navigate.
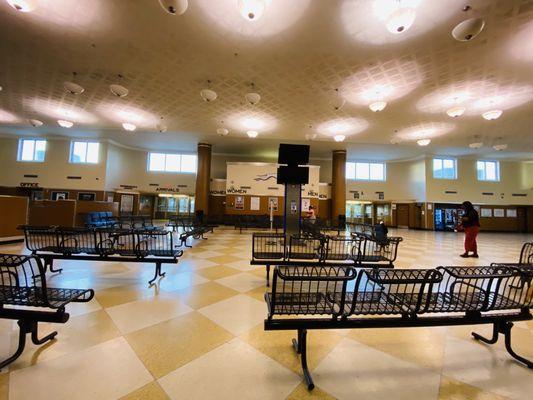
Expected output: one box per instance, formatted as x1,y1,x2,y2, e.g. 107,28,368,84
459,201,480,258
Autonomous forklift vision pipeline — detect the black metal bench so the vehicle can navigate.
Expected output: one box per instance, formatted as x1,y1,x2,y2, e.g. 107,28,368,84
0,254,94,369
265,264,533,390
20,225,183,285
178,225,215,247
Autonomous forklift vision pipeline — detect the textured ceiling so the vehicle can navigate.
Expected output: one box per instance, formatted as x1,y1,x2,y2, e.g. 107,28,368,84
0,0,532,160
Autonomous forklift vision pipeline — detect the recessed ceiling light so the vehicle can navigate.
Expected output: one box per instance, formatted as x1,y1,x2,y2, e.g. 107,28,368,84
246,130,258,138
417,138,431,146
122,122,136,131
334,135,345,142
217,128,229,136
109,84,129,98
482,110,502,120
6,0,36,12
200,88,217,102
446,106,465,118
452,17,485,42
28,119,43,127
158,0,188,15
64,81,85,95
57,119,73,128
369,101,387,112
238,0,266,21
469,142,483,149
386,6,416,34
493,144,508,151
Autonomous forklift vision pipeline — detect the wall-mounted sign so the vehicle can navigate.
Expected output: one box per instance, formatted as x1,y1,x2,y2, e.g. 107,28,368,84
353,191,360,199
78,192,96,201
120,185,138,190
227,187,248,194
120,194,134,213
235,195,244,210
51,191,69,200
493,208,505,218
506,209,517,218
376,191,384,200
250,196,260,211
20,182,40,188
156,187,180,193
290,200,297,214
301,198,311,212
268,197,278,211
210,190,226,196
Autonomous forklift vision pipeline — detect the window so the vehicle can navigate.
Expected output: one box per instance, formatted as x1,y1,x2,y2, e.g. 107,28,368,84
148,153,197,173
70,141,99,164
477,160,500,181
17,139,46,162
346,162,385,181
433,158,457,179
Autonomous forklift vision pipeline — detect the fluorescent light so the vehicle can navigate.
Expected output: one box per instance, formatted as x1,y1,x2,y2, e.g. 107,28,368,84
482,109,502,120
246,130,258,138
57,119,73,128
417,138,431,146
122,122,136,131
334,135,345,142
369,101,387,112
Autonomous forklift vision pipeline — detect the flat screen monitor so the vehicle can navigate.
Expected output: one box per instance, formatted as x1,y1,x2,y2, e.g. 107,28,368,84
277,166,309,184
278,144,310,166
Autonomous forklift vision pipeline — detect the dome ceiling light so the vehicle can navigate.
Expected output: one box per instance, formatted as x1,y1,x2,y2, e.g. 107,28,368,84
386,1,416,34
334,135,345,142
200,80,217,102
469,142,483,149
305,133,317,141
57,119,73,128
64,72,84,95
217,128,229,136
417,138,431,146
238,0,267,21
330,88,345,111
156,117,167,133
452,17,485,42
482,109,502,120
122,122,136,132
109,74,129,98
6,0,36,12
244,83,261,105
246,130,258,138
446,106,465,118
158,0,188,15
369,101,387,112
28,119,43,127
493,143,507,151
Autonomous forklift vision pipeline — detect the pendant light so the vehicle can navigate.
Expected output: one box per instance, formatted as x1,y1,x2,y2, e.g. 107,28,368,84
110,74,129,98
334,135,345,142
58,120,74,128
64,72,84,95
200,80,217,102
246,130,258,138
446,106,465,118
6,0,36,12
417,138,431,146
217,128,229,136
156,117,167,133
28,119,43,127
369,101,387,112
158,0,188,15
245,82,261,105
386,1,416,34
482,110,502,120
238,0,266,21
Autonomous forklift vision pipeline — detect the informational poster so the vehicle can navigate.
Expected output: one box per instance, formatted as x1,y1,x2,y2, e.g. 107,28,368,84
235,195,244,210
506,209,517,218
51,191,69,200
301,198,311,212
290,200,297,214
480,208,492,217
250,196,260,211
120,194,134,213
78,192,96,201
493,208,505,217
268,197,278,211
427,203,432,210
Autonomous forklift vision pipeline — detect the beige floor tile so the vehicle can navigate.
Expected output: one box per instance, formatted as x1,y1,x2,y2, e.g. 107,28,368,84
199,294,266,336
242,325,342,375
120,381,170,400
96,284,155,308
8,310,121,371
126,312,233,378
216,271,265,293
245,285,268,302
106,293,192,334
313,337,441,400
158,338,300,400
438,377,509,400
9,337,152,400
173,258,218,272
156,271,209,292
286,382,337,400
347,326,447,371
196,265,242,280
207,255,243,264
0,373,8,400
172,281,239,309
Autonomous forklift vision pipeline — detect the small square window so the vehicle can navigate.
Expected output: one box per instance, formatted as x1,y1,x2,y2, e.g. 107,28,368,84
17,139,47,162
433,158,457,180
70,141,99,164
477,160,500,181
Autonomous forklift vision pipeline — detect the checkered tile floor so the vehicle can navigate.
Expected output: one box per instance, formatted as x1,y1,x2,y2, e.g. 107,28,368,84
0,227,532,400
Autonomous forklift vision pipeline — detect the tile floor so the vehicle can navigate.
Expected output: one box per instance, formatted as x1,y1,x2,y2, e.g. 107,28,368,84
0,227,532,399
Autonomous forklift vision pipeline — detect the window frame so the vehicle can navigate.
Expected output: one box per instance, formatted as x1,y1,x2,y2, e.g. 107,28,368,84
346,161,386,181
17,138,47,162
147,152,197,174
432,157,457,180
69,140,100,164
476,160,500,182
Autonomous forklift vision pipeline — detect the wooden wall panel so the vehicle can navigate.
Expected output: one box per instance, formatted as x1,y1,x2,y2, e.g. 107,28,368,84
208,196,226,216
318,199,331,220
0,195,28,240
29,200,76,227
225,195,319,217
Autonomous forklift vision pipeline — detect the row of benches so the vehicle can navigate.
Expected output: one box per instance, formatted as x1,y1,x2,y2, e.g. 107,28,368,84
84,213,156,230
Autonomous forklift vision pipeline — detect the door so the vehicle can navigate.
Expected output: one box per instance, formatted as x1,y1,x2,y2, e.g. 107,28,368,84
517,207,527,233
396,204,409,228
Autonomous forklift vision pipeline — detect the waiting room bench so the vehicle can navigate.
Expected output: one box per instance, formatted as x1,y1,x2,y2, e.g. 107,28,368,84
20,225,183,285
264,264,533,390
179,225,215,247
0,254,94,369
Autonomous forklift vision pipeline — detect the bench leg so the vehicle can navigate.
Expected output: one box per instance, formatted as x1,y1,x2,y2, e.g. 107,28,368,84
266,265,270,288
46,258,63,274
291,329,315,391
148,262,166,286
472,323,499,344
31,321,58,345
502,322,533,369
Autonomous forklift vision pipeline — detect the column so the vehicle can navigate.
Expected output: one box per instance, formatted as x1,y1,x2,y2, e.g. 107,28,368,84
331,149,346,224
194,143,211,216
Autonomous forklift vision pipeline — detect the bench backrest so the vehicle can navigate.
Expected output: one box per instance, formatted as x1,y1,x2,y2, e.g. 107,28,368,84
252,233,286,260
519,242,533,265
0,254,48,307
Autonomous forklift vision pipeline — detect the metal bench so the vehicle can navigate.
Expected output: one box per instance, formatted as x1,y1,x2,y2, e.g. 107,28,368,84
0,254,94,369
265,264,533,390
179,225,215,248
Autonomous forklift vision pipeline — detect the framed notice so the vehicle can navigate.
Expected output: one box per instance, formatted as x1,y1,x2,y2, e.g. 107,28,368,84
120,194,134,213
235,195,244,210
493,208,505,218
250,196,260,211
78,192,96,201
51,191,69,200
301,198,311,212
268,197,278,211
480,208,492,218
506,209,517,218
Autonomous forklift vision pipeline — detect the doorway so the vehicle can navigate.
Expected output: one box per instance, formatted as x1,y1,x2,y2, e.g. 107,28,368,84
396,204,410,228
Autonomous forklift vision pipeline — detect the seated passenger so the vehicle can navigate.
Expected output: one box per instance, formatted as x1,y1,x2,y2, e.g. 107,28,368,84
374,220,388,246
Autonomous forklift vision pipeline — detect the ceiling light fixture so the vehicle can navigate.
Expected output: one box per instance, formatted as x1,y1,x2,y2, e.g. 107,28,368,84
469,142,483,149
482,109,502,120
452,17,485,42
246,130,258,138
245,82,261,105
57,119,73,128
305,133,317,141
28,119,43,127
417,138,431,146
330,88,345,111
369,101,387,112
158,0,188,15
446,106,465,118
334,135,345,142
238,0,266,21
122,122,136,131
493,144,507,151
386,1,416,34
156,117,167,133
200,80,217,102
217,128,229,136
64,72,84,95
110,75,129,98
6,0,36,12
